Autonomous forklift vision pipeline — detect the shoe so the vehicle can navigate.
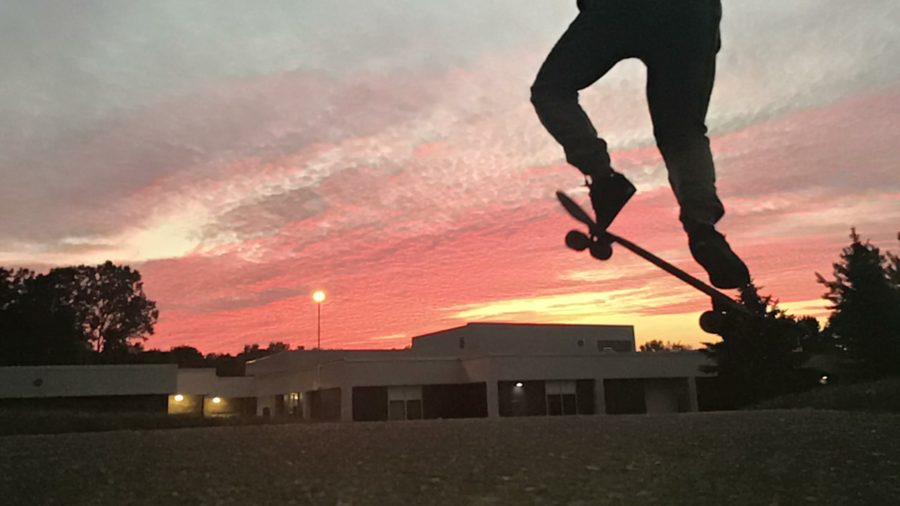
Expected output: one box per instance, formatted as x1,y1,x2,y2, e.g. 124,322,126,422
689,229,751,289
587,170,636,231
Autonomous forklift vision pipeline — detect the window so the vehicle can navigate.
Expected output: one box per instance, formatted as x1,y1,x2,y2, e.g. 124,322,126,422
406,399,423,420
387,386,423,421
284,392,302,416
389,400,406,421
545,381,578,415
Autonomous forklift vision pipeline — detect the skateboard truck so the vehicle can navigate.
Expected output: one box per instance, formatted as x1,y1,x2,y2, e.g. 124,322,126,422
556,191,749,335
565,228,612,261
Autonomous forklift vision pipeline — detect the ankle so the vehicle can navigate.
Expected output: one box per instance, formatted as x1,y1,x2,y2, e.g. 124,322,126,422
585,167,614,183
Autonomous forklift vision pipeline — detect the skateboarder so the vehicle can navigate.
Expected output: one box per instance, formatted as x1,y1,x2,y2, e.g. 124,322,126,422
531,0,750,289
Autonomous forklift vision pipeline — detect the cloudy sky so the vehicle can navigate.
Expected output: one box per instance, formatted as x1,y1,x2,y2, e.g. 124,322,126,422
2,0,899,353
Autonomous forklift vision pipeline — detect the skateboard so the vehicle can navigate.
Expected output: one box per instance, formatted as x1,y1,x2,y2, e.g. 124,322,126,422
556,190,747,335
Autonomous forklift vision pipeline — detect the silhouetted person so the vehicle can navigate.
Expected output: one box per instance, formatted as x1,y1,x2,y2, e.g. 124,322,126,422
532,0,750,289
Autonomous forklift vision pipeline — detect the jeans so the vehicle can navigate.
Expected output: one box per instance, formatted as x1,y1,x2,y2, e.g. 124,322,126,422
531,0,725,234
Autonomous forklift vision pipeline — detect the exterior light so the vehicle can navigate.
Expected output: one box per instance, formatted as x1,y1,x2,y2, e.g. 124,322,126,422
515,382,524,388
174,394,184,402
212,396,222,404
312,290,326,348
819,375,829,385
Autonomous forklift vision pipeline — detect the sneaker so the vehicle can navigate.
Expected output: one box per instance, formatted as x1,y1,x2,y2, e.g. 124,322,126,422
587,170,637,231
689,229,751,289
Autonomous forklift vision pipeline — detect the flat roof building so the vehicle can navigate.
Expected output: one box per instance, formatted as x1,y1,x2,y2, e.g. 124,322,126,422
0,323,719,420
247,323,715,421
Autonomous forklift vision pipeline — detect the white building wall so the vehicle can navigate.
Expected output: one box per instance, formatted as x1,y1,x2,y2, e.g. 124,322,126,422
0,365,177,398
256,395,279,417
175,369,256,397
318,358,465,390
242,324,714,420
460,353,709,383
411,323,636,355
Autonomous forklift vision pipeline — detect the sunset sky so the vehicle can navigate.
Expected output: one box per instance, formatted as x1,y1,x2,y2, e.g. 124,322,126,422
2,1,899,353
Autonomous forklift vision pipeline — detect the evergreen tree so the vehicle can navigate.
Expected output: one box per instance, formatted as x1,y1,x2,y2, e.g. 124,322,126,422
701,285,816,406
816,229,900,378
886,233,900,286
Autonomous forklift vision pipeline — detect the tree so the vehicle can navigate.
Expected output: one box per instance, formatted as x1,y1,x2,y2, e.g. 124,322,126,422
48,262,159,355
816,229,900,378
239,341,291,361
701,285,817,406
0,269,88,365
640,339,693,352
1,267,31,310
168,346,206,367
886,232,900,289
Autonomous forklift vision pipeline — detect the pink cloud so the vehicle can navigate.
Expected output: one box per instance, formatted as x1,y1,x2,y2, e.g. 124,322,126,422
143,85,897,353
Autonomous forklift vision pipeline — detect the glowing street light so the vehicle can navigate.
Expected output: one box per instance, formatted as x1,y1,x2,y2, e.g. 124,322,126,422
313,290,326,349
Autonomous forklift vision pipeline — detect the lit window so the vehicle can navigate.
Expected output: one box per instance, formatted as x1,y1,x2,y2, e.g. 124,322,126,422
174,394,184,402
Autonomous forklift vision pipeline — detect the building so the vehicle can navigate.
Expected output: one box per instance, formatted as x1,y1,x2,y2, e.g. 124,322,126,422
0,363,178,412
0,363,256,416
0,323,720,420
247,323,717,421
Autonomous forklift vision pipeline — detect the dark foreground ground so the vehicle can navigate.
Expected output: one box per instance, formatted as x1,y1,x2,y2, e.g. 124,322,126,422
1,410,898,506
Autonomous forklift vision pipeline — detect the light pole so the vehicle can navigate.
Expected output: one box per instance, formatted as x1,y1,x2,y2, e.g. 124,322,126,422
312,290,326,349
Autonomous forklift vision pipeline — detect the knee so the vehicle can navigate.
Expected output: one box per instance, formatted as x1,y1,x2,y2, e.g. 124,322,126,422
529,82,550,109
654,124,709,155
530,79,576,111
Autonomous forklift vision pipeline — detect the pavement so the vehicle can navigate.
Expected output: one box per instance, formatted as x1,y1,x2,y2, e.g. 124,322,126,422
1,410,899,505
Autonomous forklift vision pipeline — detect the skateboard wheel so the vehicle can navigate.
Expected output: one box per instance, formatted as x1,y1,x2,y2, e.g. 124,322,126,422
699,310,726,335
565,230,591,252
589,238,613,260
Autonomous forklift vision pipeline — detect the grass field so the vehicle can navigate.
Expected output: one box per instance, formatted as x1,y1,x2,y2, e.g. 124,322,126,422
756,377,900,413
0,409,306,436
2,410,898,505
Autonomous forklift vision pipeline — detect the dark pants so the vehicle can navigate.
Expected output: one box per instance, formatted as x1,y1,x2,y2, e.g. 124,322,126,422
531,0,725,234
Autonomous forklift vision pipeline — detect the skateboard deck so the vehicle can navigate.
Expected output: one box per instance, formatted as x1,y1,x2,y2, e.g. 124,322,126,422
556,190,748,334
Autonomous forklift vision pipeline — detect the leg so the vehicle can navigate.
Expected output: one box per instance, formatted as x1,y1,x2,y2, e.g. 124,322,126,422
530,9,626,176
645,9,724,235
645,3,749,288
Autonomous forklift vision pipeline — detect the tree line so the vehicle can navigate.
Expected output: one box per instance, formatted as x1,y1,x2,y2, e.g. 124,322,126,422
0,262,296,375
137,342,297,376
1,262,157,364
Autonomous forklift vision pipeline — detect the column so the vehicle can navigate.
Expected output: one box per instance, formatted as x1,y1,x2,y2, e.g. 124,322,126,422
594,378,607,415
340,385,354,422
485,379,500,419
687,376,699,412
301,392,312,420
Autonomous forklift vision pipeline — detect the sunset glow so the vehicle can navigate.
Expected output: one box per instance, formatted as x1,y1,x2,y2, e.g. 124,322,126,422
2,1,898,353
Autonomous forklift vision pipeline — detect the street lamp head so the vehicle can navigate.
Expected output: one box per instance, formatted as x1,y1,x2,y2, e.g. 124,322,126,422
313,290,326,303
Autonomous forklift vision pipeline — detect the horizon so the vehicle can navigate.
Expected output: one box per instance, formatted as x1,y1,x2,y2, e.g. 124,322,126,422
2,1,899,354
